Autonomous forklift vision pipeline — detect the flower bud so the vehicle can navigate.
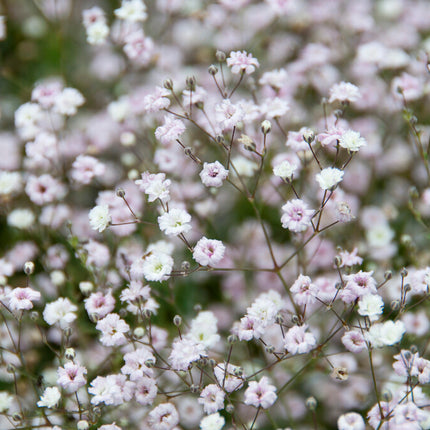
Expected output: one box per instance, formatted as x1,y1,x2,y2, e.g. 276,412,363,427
186,76,196,92
145,358,156,368
23,261,35,275
134,327,145,338
120,131,136,147
173,315,182,326
216,50,226,62
163,78,173,90
226,404,235,413
79,281,94,295
227,334,238,344
77,420,90,430
265,344,275,354
261,120,272,134
116,188,126,198
384,270,392,280
181,261,190,272
233,366,243,377
400,267,408,277
391,300,400,311
208,64,218,75
305,396,317,411
303,129,315,144
190,384,199,393
65,348,76,360
381,389,392,402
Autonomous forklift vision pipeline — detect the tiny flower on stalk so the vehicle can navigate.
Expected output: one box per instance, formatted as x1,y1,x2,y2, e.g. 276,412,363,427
244,376,277,409
226,50,259,74
89,205,111,232
315,167,344,191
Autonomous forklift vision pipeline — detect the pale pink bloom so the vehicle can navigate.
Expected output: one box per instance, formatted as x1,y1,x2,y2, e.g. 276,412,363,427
25,174,66,205
286,129,309,152
115,0,147,22
54,87,85,115
99,424,122,430
237,315,264,341
328,82,361,104
198,384,225,414
182,85,207,105
290,274,318,306
8,287,41,311
134,377,157,405
169,338,207,371
193,237,225,267
84,290,115,319
244,376,277,409
25,132,58,168
367,401,392,430
43,297,77,329
96,313,130,346
148,402,179,430
121,347,155,380
83,240,110,267
338,248,363,268
32,81,62,108
317,127,345,148
0,258,13,278
15,102,44,140
340,271,377,303
135,171,171,203
124,30,154,66
259,68,288,90
392,72,424,101
281,199,314,233
214,363,244,392
155,116,186,145
227,51,259,74
284,325,316,355
143,86,170,112
215,99,245,130
401,310,429,337
391,402,428,428
341,330,367,353
158,208,192,236
261,97,289,118
37,386,61,408
120,281,151,304
337,412,365,430
314,276,337,302
39,204,71,229
199,161,229,188
57,361,87,392
82,6,106,28
89,374,134,406
409,268,430,295
71,155,106,184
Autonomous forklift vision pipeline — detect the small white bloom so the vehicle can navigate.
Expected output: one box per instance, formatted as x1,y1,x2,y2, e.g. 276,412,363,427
337,412,365,430
142,252,174,282
357,294,384,321
7,208,35,229
231,156,258,177
315,167,344,190
0,171,22,195
273,159,297,180
366,320,405,348
200,412,225,430
54,88,85,116
89,205,111,232
158,208,192,236
114,0,147,22
0,391,13,413
86,21,109,45
37,386,61,408
339,130,367,152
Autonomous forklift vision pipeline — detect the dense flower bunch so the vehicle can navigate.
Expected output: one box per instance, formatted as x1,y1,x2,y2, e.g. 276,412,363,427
1,0,430,430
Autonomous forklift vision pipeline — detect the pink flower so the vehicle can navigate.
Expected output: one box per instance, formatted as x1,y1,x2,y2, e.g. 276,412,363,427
121,347,155,380
89,374,134,406
244,376,277,409
290,274,318,306
96,313,130,346
143,86,170,112
57,361,87,393
8,287,41,311
148,403,179,430
71,155,106,185
83,240,110,267
340,271,377,303
168,338,207,371
193,237,225,267
337,412,365,430
155,116,186,145
198,384,225,414
25,174,66,205
214,363,244,392
215,99,245,131
199,161,229,188
123,30,154,66
328,81,361,104
281,199,314,233
284,325,316,355
227,50,259,74
134,377,157,405
341,330,366,353
84,291,115,319
135,172,171,203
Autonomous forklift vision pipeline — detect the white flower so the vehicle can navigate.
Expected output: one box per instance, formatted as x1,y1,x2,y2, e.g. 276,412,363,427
89,205,111,232
0,391,13,413
0,171,22,195
337,412,365,430
315,167,344,190
7,208,35,229
86,21,109,45
273,160,297,180
43,297,78,329
339,130,367,152
114,0,147,22
200,412,225,430
328,81,361,103
158,208,192,236
54,88,85,116
231,156,258,177
142,252,173,282
366,320,405,348
357,294,384,321
37,386,61,408
187,311,220,348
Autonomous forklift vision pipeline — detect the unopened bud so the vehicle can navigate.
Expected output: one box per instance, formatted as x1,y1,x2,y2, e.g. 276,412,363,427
145,358,155,368
409,115,418,125
261,120,272,134
216,135,225,144
216,50,226,62
30,311,39,321
226,404,234,413
265,344,275,354
409,186,419,200
291,315,300,324
65,348,76,360
24,261,35,275
12,413,22,422
128,169,139,181
190,384,199,393
227,334,238,344
6,363,15,373
181,261,190,272
134,327,145,338
384,271,392,281
334,109,343,119
116,188,126,198
381,389,392,402
330,367,348,381
143,309,153,319
303,129,315,144
400,268,408,277
305,396,317,411
391,300,400,311
173,315,182,326
79,281,94,295
404,284,411,293
334,256,342,267
208,65,218,75
275,313,284,324
186,76,196,92
238,134,256,152
233,366,243,377
163,78,173,90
